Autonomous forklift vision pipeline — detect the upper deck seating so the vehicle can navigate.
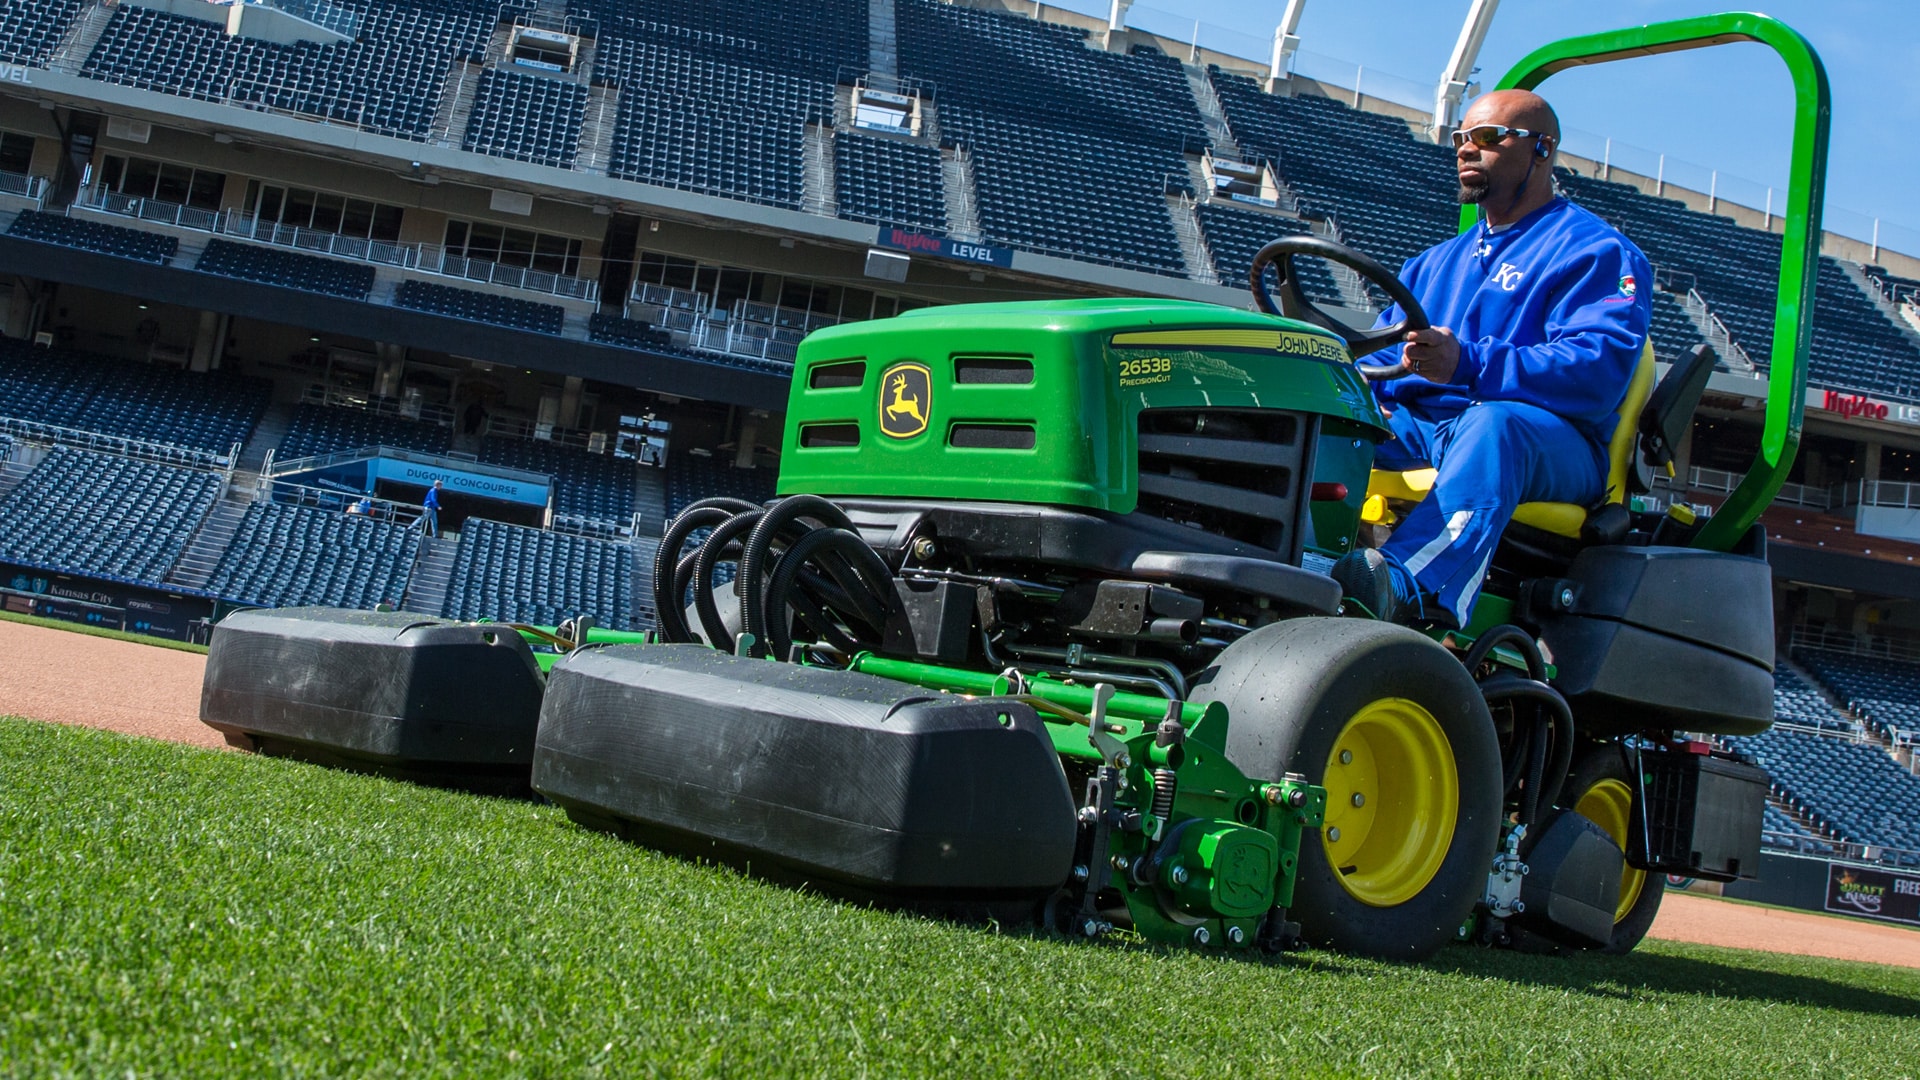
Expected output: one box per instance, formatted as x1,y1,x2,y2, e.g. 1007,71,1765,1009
441,516,637,630
1194,202,1344,304
463,68,587,168
0,0,86,65
1761,801,1835,856
206,501,417,608
197,239,377,300
9,210,178,265
665,452,774,517
277,404,452,462
0,338,269,455
588,312,672,350
0,446,219,583
82,1,502,140
394,280,566,335
1772,663,1861,734
1795,648,1920,746
835,133,946,233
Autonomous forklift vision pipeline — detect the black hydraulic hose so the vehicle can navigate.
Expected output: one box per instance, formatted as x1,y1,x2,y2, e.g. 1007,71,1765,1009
1521,712,1551,827
1462,624,1547,682
738,495,860,657
1479,671,1576,821
690,510,767,652
653,499,758,641
763,527,894,661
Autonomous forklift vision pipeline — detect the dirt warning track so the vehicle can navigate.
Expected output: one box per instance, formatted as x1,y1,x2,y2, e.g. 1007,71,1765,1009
3,618,1917,967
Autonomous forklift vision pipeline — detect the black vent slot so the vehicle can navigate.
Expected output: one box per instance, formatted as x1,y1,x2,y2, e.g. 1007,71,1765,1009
809,360,866,389
950,423,1036,450
955,356,1035,385
1135,408,1311,556
799,423,861,448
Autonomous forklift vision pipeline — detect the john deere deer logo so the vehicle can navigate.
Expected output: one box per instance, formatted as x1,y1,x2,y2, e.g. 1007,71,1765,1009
879,361,931,439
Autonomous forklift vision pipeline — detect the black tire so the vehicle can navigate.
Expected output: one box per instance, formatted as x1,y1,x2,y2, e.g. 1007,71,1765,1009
1551,744,1664,955
1190,619,1501,961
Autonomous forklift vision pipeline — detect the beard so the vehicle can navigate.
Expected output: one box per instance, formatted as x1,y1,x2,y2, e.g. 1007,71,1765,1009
1457,179,1490,204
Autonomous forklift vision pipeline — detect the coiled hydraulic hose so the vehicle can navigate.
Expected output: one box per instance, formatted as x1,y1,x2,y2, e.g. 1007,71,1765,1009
737,495,864,658
652,497,759,642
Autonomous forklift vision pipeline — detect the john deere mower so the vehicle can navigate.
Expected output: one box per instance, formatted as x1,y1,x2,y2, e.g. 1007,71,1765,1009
202,14,1826,960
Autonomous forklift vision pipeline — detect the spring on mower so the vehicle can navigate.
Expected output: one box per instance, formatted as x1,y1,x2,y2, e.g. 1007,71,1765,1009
653,496,896,660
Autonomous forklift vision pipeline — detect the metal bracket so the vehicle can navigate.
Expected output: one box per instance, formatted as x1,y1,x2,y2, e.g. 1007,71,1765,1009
1482,822,1529,919
1086,683,1130,769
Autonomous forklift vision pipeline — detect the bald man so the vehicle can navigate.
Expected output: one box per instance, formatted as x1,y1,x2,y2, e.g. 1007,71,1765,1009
1332,90,1652,626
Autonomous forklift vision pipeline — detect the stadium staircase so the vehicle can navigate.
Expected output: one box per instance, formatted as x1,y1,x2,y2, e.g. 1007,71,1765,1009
0,447,35,503
1843,261,1920,354
869,0,900,80
1166,194,1216,286
939,146,983,242
401,534,458,616
1183,65,1243,162
576,86,618,175
803,124,838,218
433,61,485,146
235,401,295,474
168,496,250,592
631,535,660,629
632,462,667,536
1677,288,1757,372
48,1,111,74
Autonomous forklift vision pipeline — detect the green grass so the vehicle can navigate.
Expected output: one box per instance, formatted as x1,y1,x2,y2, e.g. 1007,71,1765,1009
3,718,1917,1079
0,608,208,654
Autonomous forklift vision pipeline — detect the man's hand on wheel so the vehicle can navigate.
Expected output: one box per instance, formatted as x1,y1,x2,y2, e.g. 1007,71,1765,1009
1401,326,1461,383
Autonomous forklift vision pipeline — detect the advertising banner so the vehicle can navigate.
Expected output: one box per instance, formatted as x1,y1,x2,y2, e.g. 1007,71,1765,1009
1825,863,1920,927
369,458,550,506
875,226,1014,269
0,563,215,642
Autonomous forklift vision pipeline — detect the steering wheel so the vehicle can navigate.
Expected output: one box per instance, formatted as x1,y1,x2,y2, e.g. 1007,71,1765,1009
1249,235,1431,380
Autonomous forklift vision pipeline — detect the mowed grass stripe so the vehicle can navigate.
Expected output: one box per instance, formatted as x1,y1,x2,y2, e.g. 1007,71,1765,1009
2,718,1916,1079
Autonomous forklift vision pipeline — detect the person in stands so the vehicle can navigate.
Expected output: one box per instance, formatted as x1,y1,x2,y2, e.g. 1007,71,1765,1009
411,480,443,537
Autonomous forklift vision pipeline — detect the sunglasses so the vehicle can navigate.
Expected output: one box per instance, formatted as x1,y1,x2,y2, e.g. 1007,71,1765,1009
1450,124,1549,150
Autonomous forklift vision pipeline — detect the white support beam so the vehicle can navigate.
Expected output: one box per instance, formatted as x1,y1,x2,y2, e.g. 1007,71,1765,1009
1268,0,1307,92
1432,0,1500,140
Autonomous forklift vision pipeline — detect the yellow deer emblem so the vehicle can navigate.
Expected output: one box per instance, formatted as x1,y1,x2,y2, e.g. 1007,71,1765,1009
878,362,931,438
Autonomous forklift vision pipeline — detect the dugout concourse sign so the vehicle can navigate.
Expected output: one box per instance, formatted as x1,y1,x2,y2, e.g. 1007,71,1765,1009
1825,863,1920,926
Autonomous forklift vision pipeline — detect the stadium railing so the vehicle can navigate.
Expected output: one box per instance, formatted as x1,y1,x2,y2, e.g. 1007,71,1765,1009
0,170,46,207
0,415,237,472
1682,286,1758,372
483,415,594,451
550,511,639,541
262,476,424,524
1791,623,1920,666
298,383,457,430
267,443,549,492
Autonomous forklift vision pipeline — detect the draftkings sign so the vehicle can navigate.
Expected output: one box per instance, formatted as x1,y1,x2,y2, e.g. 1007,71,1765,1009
1825,863,1920,927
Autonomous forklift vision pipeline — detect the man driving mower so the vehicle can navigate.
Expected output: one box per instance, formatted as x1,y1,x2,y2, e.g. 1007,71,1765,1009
1331,89,1654,625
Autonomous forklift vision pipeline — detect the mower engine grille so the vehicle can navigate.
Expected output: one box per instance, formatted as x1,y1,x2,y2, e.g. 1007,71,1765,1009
1135,408,1313,558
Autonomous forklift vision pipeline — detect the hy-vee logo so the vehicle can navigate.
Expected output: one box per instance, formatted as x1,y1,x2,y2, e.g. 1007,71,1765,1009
878,361,931,439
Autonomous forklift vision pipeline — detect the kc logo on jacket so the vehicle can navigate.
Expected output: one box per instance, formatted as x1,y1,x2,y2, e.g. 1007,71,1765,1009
1492,262,1526,291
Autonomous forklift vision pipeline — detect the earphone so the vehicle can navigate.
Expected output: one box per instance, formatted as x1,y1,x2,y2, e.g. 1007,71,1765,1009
1534,137,1553,161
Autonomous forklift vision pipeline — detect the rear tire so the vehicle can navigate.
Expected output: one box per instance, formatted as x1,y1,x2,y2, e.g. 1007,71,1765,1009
1190,619,1501,961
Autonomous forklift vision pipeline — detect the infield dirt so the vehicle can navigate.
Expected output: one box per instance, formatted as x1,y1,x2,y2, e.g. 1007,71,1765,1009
4,617,1916,968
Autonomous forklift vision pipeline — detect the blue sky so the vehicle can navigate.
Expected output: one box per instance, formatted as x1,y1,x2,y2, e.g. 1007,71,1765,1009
1097,1,1919,251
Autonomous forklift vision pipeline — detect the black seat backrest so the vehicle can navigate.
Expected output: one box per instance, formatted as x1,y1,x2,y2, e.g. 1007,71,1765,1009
1635,343,1717,489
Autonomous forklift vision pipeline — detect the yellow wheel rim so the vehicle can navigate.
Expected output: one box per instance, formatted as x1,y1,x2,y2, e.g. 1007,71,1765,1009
1321,697,1458,907
1576,777,1646,924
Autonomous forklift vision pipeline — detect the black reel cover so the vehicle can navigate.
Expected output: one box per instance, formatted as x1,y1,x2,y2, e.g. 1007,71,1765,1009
200,607,547,794
533,644,1079,905
1516,811,1624,949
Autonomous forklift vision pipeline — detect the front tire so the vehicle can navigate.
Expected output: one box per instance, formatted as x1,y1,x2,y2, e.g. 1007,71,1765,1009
1559,745,1664,954
1190,619,1501,961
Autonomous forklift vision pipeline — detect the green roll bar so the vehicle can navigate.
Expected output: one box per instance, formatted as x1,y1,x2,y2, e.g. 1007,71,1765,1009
1462,13,1830,552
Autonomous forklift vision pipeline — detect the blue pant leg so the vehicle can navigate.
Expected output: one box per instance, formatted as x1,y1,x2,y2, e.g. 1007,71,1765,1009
1372,403,1439,472
1381,402,1606,623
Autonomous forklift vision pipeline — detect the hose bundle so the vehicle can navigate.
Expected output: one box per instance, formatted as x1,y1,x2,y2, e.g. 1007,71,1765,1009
652,496,895,660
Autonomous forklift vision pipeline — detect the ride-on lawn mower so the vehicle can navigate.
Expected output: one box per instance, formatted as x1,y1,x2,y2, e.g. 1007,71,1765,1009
202,14,1826,960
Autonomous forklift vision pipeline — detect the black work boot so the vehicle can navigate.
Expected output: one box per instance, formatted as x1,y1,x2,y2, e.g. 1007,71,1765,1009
1330,548,1421,623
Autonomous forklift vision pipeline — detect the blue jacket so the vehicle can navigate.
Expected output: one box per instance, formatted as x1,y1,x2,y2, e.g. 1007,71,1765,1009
1371,196,1653,445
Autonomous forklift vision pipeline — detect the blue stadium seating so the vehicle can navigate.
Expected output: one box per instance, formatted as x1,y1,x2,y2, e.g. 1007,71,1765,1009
1727,726,1920,863
576,0,866,83
441,516,637,630
277,404,451,462
9,210,179,265
1194,201,1344,303
206,500,417,608
197,239,376,300
81,1,504,139
665,452,774,517
1648,288,1711,364
479,436,635,522
1772,663,1862,734
835,133,946,233
1761,800,1836,856
587,312,672,350
463,68,587,168
1556,171,1920,397
395,280,566,335
0,0,85,65
1796,648,1920,746
1208,71,1456,281
0,446,220,583
0,338,269,455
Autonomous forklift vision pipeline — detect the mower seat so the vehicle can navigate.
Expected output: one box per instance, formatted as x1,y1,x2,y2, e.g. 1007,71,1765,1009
1363,342,1668,542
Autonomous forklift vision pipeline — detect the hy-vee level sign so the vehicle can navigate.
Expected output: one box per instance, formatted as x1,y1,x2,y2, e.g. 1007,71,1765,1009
875,226,1014,269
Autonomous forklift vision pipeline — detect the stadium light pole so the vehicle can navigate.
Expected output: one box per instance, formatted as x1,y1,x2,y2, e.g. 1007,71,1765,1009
1267,0,1307,93
1432,0,1501,141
